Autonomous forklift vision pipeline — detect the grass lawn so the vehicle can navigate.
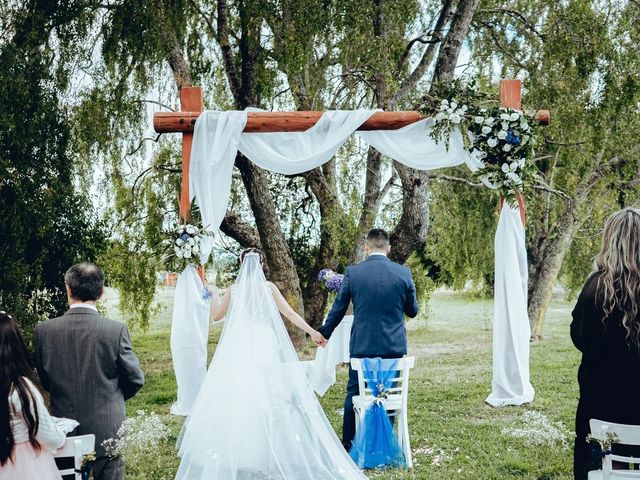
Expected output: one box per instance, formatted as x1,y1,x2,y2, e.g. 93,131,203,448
107,287,580,480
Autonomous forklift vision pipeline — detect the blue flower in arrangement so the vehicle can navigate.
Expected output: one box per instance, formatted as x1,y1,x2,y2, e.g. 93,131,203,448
180,233,190,242
202,286,212,301
317,268,332,281
325,274,345,292
506,130,522,145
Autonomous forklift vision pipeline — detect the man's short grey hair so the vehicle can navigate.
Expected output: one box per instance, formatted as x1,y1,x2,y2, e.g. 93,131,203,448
65,263,104,301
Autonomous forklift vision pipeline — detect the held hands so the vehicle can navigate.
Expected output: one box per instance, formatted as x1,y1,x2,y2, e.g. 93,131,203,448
310,330,328,348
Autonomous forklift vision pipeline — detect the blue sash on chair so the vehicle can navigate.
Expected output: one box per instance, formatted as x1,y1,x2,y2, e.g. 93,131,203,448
349,357,407,469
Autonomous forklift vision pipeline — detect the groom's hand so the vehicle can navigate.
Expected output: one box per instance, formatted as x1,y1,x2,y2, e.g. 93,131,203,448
311,331,328,348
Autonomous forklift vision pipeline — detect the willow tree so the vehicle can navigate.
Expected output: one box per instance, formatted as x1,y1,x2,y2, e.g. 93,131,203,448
0,0,105,342
427,0,640,338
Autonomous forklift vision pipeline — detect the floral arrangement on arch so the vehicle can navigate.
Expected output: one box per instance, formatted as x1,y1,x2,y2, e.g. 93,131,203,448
317,268,345,293
422,80,539,204
164,223,213,270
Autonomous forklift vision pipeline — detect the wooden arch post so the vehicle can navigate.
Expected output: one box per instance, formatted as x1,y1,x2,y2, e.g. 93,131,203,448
499,79,527,226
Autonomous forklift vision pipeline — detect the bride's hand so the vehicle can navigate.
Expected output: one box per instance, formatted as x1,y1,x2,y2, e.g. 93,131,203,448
310,330,327,347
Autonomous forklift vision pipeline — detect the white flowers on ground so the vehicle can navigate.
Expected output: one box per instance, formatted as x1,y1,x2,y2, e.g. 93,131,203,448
102,410,171,459
501,411,571,449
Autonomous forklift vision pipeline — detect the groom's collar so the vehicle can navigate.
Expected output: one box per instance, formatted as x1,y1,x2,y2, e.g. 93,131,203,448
366,253,389,261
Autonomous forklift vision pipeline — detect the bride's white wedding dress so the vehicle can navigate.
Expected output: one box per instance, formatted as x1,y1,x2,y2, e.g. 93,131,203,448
176,254,367,480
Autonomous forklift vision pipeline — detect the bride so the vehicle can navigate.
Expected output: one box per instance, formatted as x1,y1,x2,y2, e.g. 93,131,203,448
176,248,368,480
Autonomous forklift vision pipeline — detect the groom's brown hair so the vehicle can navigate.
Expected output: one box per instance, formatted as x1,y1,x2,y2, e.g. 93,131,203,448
366,228,390,249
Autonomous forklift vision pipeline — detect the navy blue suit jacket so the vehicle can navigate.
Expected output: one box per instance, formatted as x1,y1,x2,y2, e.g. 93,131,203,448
318,255,419,358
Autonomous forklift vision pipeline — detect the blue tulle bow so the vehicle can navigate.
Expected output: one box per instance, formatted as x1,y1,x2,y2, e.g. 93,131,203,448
349,358,407,469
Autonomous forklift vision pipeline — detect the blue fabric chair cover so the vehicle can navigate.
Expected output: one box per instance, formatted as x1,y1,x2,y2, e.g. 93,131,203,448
349,358,407,469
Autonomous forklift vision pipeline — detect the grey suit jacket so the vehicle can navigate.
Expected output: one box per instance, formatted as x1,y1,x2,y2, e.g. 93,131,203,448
34,307,144,457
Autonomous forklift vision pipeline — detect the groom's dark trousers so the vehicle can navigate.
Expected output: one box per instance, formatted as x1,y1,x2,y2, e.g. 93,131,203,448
35,307,145,480
318,254,419,450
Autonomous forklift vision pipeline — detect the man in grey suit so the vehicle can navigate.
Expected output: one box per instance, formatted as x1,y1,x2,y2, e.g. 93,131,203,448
34,263,145,480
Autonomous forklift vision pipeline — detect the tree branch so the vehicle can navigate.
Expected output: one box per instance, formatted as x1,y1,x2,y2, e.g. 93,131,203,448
393,0,455,103
217,0,241,102
433,0,482,84
219,210,262,249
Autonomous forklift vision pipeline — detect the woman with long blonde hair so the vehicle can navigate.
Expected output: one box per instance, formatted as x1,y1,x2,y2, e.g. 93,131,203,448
571,207,640,479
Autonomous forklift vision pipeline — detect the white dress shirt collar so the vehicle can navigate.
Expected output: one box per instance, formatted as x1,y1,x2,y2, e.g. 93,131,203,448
69,303,98,312
368,252,388,257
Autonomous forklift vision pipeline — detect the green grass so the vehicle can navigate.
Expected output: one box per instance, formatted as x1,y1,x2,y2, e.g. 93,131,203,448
110,287,579,480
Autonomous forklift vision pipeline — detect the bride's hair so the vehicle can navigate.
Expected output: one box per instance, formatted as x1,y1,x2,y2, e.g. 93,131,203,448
240,247,262,263
594,207,640,349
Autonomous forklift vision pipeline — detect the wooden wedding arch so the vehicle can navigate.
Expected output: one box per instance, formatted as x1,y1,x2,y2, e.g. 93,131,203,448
153,79,550,221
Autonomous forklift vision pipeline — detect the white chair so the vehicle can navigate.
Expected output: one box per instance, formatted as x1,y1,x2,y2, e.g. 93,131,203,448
588,419,640,480
54,434,96,480
350,356,415,468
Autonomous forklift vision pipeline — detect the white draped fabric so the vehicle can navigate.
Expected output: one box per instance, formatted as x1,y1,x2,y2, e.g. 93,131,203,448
486,204,535,406
170,265,211,416
171,109,534,410
307,315,353,396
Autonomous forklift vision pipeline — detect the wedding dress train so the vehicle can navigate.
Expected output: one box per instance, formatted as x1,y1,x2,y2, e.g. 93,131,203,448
175,254,367,480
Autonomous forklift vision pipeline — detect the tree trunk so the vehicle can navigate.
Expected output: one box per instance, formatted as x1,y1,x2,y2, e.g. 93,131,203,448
236,155,306,343
389,162,430,263
527,206,579,340
433,0,482,84
527,151,618,339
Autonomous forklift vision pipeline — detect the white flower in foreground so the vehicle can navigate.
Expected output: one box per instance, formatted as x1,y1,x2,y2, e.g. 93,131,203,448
187,237,195,245
521,134,530,145
501,162,511,173
186,225,196,234
503,144,512,152
192,244,200,254
501,121,509,131
176,238,184,246
176,226,184,234
451,114,461,124
502,411,571,449
510,112,521,121
435,112,445,121
450,100,458,110
500,113,511,120
474,116,484,124
184,250,192,259
441,99,449,106
497,130,507,140
481,125,492,135
518,158,526,168
175,248,184,259
487,138,498,148
484,117,495,126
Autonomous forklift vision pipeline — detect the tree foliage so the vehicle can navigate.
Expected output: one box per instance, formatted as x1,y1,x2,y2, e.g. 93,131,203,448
0,1,106,344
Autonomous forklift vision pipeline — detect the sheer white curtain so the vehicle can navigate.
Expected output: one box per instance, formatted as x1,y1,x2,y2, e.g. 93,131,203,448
170,265,211,416
486,204,535,406
174,109,534,409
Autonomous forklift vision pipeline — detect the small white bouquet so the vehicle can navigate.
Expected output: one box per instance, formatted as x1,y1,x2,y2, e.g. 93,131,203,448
164,223,213,270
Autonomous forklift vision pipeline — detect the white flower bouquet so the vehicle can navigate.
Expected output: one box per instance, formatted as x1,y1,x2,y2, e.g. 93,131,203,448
164,223,213,270
425,81,539,204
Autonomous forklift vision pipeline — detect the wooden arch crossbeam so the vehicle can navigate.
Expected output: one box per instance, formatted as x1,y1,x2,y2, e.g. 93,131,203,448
153,79,550,221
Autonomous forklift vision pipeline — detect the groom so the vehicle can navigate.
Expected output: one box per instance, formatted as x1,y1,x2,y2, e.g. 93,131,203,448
318,228,419,450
